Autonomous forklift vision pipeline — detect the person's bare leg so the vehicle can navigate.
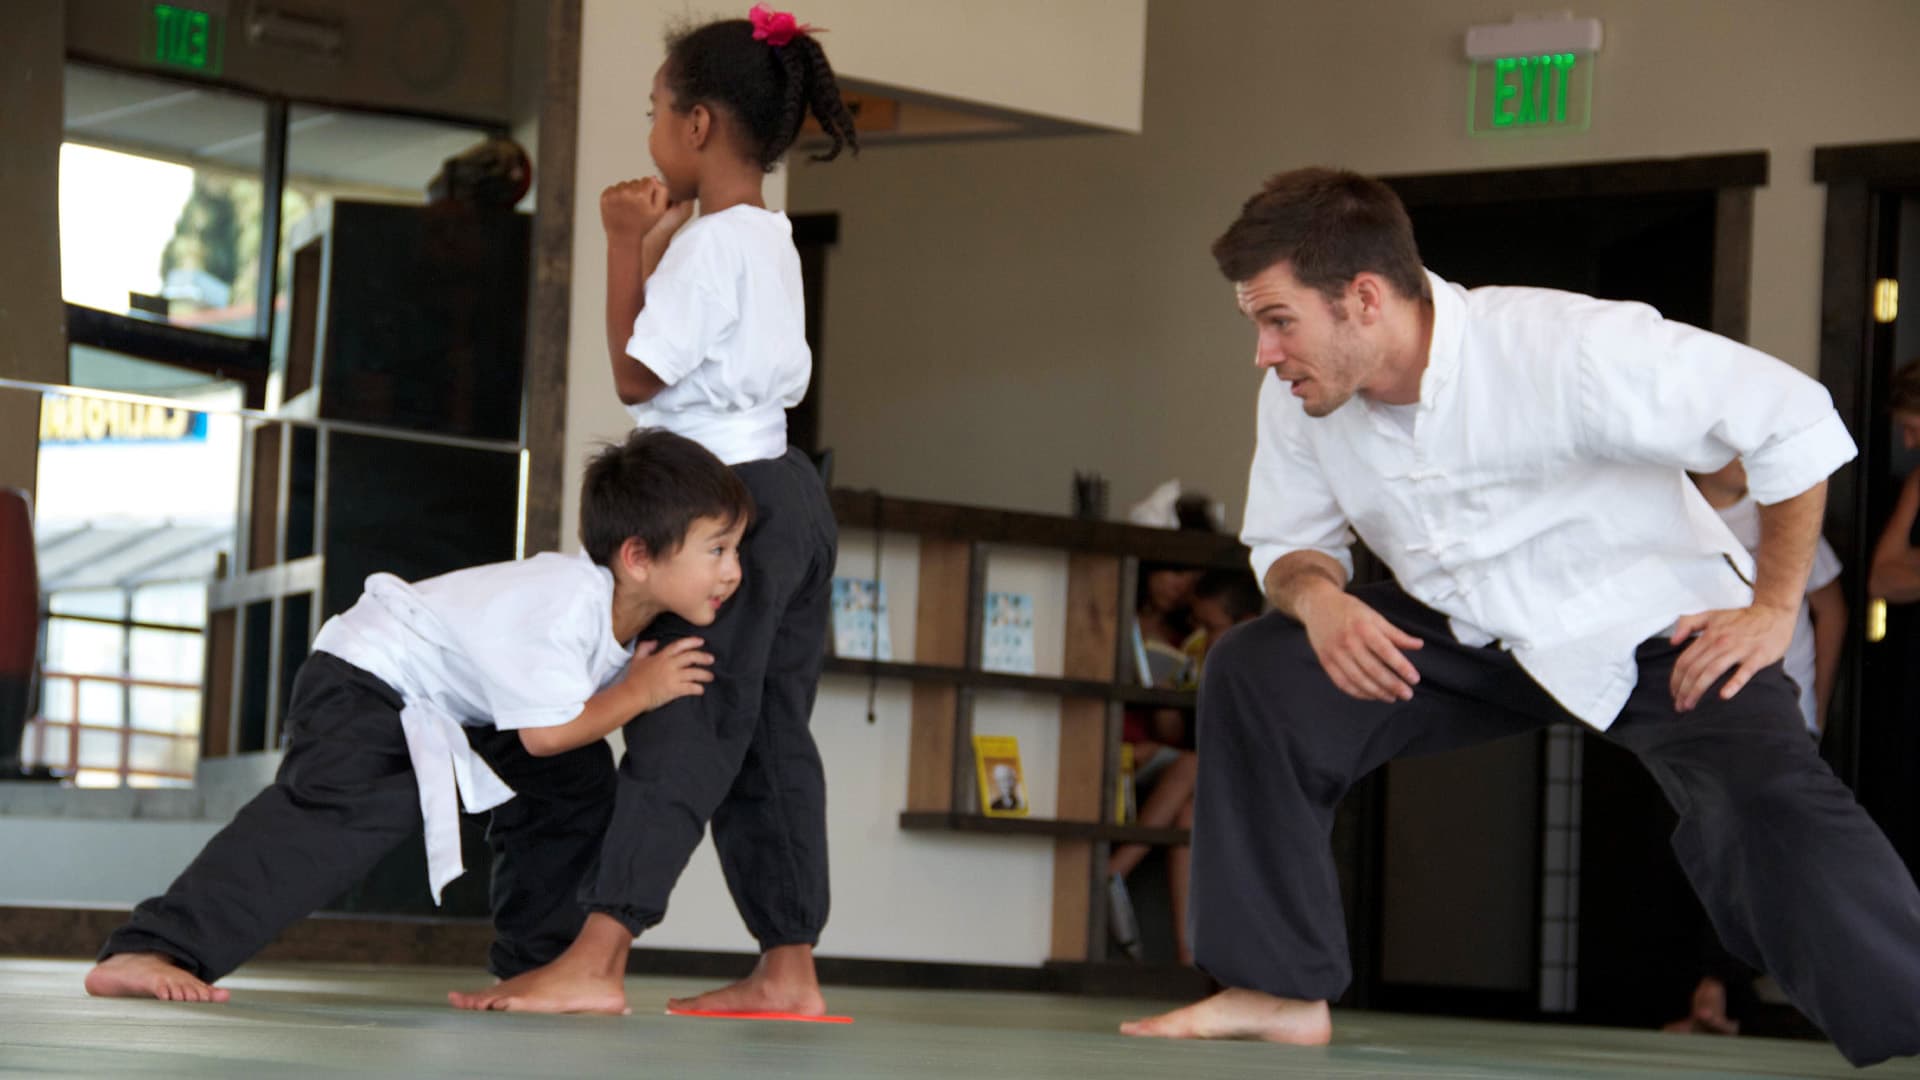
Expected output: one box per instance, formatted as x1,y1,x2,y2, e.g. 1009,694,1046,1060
1110,752,1199,880
1121,988,1332,1043
84,953,230,1004
447,912,630,1014
1662,976,1739,1035
1171,799,1195,966
666,943,826,1015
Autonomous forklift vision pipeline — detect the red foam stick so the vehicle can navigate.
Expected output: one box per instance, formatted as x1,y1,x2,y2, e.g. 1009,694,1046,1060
665,1006,853,1024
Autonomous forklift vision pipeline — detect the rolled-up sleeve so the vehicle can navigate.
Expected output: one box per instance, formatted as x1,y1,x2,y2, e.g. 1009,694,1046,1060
1242,373,1355,586
1574,301,1856,504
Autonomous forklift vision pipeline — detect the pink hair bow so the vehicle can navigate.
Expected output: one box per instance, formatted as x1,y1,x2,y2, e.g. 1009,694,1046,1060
749,4,816,47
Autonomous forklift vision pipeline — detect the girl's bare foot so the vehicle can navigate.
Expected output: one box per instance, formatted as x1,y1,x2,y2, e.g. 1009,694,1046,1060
1119,988,1331,1044
84,953,229,1004
447,962,628,1014
666,944,826,1016
448,912,631,1014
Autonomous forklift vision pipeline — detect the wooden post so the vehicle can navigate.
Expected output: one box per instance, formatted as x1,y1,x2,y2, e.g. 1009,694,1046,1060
1051,552,1120,960
906,538,971,812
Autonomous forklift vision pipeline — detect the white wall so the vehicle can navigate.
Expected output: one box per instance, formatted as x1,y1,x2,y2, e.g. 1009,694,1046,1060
789,0,1920,522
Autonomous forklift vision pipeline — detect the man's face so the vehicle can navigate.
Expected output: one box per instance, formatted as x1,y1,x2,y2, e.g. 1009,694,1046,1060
1235,261,1374,418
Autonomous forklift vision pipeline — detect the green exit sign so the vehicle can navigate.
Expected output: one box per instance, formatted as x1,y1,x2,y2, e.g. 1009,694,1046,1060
152,3,224,75
1468,53,1592,136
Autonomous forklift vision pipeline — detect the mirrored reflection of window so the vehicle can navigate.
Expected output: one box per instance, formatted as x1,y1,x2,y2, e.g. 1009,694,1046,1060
61,64,267,339
24,377,241,788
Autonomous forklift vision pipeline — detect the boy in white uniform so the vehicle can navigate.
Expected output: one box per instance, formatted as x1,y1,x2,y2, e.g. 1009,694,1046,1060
84,428,748,1003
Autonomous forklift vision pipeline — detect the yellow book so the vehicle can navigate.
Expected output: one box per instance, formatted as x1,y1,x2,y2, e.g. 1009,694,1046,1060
1114,742,1136,824
973,734,1029,818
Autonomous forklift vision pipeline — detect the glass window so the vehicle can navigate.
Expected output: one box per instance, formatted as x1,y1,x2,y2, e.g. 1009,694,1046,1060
29,376,236,788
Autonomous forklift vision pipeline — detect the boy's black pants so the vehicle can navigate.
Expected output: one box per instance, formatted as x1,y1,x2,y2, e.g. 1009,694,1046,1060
99,652,614,981
1191,580,1920,1068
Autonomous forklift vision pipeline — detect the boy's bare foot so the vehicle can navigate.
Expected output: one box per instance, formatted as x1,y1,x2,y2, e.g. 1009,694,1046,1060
1119,988,1332,1044
448,912,631,1014
667,943,826,1016
84,953,229,1003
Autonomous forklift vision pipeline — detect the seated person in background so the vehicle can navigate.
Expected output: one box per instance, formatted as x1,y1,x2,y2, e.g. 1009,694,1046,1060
85,429,741,1003
1110,569,1263,967
1870,359,1920,606
1190,568,1267,662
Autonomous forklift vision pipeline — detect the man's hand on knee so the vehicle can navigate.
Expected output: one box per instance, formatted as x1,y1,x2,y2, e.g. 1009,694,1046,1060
1299,591,1423,702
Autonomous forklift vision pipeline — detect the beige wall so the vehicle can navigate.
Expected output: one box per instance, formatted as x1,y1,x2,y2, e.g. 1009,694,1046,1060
0,0,67,496
789,0,1920,523
798,0,1145,132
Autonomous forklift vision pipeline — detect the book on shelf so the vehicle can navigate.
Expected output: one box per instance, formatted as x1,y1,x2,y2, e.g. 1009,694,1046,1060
830,576,892,661
973,733,1029,818
981,591,1036,674
1114,741,1137,825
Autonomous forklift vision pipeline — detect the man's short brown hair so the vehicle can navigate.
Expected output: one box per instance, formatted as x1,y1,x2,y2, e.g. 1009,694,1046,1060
1212,167,1430,304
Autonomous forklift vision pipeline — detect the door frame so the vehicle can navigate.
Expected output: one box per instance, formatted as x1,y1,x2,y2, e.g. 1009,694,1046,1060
1814,141,1920,794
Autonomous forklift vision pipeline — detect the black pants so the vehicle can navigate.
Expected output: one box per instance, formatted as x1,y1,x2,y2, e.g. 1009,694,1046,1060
580,447,836,948
100,653,614,981
1192,581,1920,1067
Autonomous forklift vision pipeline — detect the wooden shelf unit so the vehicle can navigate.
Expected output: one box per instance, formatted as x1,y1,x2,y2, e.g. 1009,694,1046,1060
825,490,1246,963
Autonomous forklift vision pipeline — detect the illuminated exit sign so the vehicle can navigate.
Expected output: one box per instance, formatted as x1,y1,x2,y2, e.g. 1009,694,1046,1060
151,3,224,75
1469,53,1593,135
1463,14,1600,136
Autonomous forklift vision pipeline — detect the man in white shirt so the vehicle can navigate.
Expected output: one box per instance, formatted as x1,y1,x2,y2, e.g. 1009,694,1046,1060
1119,168,1920,1067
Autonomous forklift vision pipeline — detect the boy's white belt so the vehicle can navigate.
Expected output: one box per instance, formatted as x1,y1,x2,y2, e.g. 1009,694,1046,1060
396,701,516,903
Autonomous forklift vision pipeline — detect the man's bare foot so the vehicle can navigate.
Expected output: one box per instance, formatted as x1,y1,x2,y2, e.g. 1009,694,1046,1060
448,912,632,1014
1119,988,1331,1044
84,953,229,1003
666,943,826,1016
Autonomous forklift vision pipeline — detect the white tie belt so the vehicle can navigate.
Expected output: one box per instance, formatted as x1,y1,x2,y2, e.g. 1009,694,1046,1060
395,701,516,903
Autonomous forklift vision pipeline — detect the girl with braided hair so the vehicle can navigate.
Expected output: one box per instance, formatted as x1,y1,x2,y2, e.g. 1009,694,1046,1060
450,5,856,1019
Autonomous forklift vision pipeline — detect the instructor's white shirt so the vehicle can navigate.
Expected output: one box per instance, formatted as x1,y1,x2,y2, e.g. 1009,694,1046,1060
1241,270,1856,728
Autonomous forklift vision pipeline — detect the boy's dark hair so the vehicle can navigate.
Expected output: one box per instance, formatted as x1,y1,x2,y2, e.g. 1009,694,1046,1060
1892,358,1920,414
1211,167,1430,305
664,17,858,172
579,428,753,566
1195,568,1265,624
